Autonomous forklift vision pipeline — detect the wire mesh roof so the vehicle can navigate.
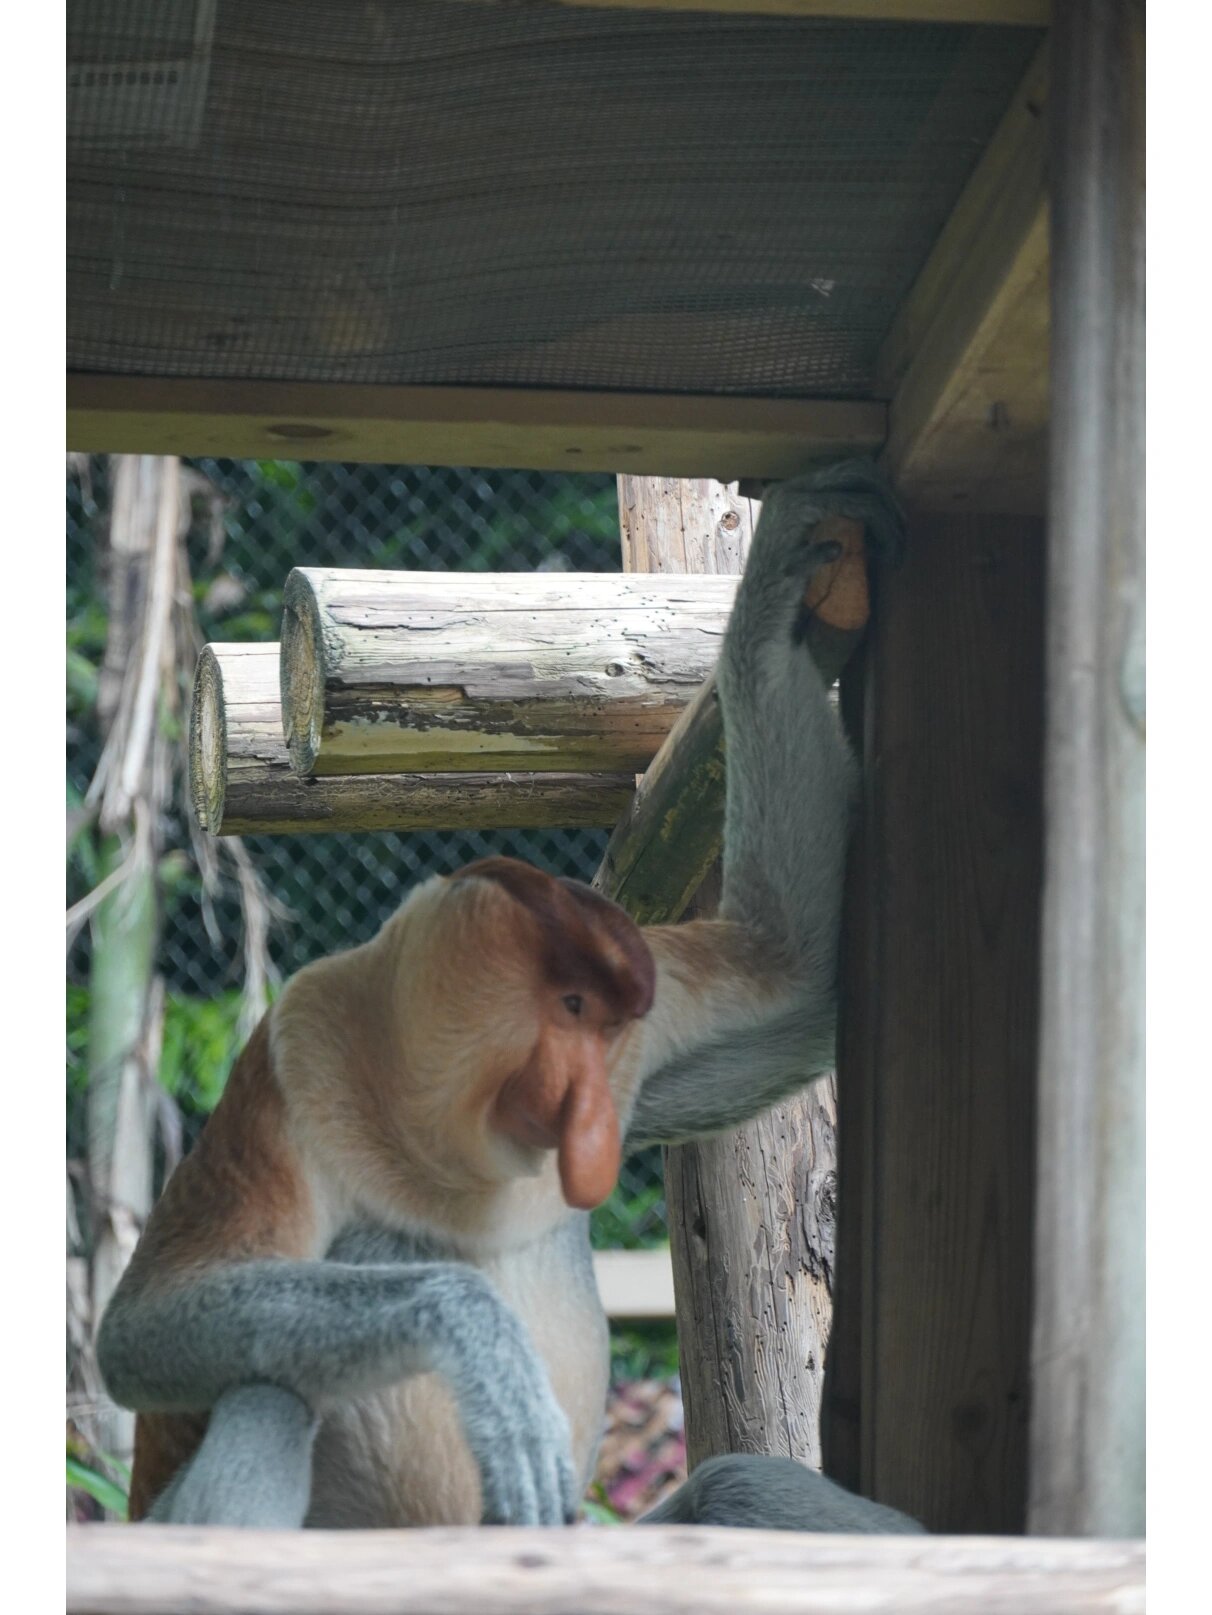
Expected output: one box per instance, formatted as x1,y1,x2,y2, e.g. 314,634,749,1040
68,1,1041,398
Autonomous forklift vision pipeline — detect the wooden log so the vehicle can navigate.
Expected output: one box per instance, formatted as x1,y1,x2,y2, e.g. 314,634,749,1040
189,643,634,835
1029,0,1145,1539
824,517,1044,1533
279,570,739,779
66,1524,1145,1615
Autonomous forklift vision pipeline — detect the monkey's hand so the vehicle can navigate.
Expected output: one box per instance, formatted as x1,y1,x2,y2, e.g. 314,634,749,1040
724,462,903,655
434,1269,579,1526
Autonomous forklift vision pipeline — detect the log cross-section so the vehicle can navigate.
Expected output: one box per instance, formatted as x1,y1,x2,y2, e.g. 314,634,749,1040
188,643,634,836
279,569,738,778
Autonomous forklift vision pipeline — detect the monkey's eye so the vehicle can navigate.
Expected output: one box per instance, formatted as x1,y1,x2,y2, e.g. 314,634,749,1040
562,994,583,1016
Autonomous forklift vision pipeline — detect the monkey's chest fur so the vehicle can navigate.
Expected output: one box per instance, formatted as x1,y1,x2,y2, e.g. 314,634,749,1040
305,1218,609,1528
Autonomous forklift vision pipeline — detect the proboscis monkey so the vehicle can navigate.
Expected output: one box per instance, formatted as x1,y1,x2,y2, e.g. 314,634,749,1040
98,465,904,1530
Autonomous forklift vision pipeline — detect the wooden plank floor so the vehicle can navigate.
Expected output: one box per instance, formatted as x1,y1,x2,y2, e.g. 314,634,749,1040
68,1525,1143,1615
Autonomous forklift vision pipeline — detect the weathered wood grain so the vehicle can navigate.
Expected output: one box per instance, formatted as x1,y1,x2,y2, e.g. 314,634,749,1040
877,44,1049,514
827,516,1044,1532
65,1524,1145,1615
279,569,738,778
1029,0,1145,1539
188,643,634,835
666,1081,841,1472
67,378,886,481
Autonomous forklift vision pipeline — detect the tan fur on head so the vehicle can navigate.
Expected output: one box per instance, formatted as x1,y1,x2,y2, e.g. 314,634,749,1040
272,863,653,1242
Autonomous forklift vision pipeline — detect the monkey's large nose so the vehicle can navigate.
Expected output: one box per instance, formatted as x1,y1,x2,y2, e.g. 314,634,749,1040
556,1056,621,1211
493,1038,621,1210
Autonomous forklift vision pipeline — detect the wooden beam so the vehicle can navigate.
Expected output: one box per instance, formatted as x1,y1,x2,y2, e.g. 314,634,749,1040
279,569,739,778
1029,0,1145,1540
471,2,1050,22
189,644,634,835
66,1525,1144,1615
877,44,1049,513
825,515,1044,1532
66,377,886,481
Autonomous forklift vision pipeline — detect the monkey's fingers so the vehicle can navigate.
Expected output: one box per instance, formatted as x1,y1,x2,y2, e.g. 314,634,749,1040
559,1451,579,1526
479,1442,540,1526
518,1435,575,1526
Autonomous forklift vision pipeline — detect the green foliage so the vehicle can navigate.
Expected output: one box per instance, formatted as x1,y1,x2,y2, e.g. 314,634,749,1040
67,784,99,889
591,1180,668,1251
66,647,100,717
581,1481,623,1525
67,983,244,1117
66,1454,129,1520
157,990,245,1112
609,1320,681,1384
66,983,91,1090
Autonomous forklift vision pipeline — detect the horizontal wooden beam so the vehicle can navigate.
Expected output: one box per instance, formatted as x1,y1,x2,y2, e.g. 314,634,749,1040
593,1248,676,1319
472,1,1049,21
67,1525,1143,1615
877,42,1049,513
189,643,634,835
66,377,887,481
280,569,740,778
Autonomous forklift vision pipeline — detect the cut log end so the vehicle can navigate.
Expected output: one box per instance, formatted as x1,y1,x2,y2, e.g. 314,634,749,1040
280,570,325,777
188,645,228,833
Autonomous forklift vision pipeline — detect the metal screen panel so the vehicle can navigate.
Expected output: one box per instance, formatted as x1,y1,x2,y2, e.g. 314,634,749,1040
68,2,1041,396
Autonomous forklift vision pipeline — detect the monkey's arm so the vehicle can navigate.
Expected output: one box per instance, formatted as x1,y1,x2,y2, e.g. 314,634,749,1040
640,1454,926,1533
101,1256,577,1526
144,1386,318,1528
626,467,902,1148
99,1020,576,1527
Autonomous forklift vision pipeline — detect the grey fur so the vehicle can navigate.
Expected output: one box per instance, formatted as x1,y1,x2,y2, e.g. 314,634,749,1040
101,467,904,1533
640,1454,925,1534
628,466,902,1146
99,1257,577,1527
146,1385,318,1528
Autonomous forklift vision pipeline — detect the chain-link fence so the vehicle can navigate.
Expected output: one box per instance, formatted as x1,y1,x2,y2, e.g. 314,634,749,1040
66,457,668,1251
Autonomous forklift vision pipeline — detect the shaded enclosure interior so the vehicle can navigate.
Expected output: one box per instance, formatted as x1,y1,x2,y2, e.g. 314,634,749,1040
69,0,1040,396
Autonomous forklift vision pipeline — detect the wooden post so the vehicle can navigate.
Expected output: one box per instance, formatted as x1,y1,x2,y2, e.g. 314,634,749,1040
825,517,1044,1532
614,477,840,1472
1029,0,1145,1538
